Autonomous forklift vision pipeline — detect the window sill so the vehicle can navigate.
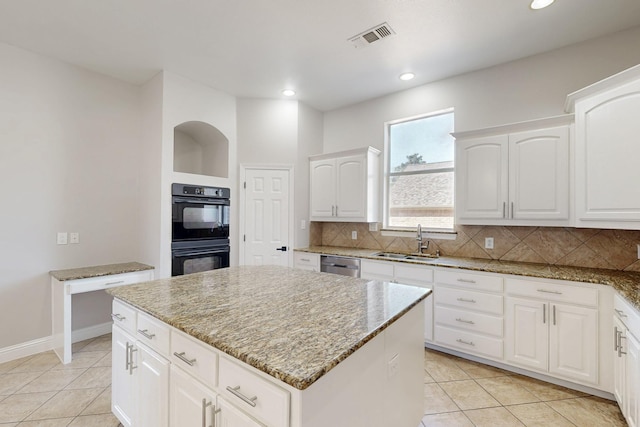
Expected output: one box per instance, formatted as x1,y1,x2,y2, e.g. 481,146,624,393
380,228,458,240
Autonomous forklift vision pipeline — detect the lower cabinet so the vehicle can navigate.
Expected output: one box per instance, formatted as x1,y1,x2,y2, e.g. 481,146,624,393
613,294,640,427
293,252,320,272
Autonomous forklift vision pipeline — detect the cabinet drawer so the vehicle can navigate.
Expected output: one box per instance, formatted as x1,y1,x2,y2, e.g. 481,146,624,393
435,306,503,337
293,252,319,270
395,263,434,285
506,278,598,307
170,330,218,389
435,270,503,292
615,294,640,339
68,270,153,294
136,311,170,358
435,325,503,359
112,299,137,334
219,356,290,427
361,260,394,279
436,286,503,315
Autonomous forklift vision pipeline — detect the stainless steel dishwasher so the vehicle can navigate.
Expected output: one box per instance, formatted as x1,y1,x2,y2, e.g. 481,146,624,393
320,255,361,277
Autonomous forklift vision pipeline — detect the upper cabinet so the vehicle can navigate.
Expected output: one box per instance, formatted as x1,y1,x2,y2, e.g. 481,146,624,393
454,116,572,226
309,146,380,222
565,64,640,229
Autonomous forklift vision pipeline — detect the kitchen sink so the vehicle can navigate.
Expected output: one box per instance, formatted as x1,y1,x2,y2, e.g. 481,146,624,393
373,252,409,259
372,252,439,262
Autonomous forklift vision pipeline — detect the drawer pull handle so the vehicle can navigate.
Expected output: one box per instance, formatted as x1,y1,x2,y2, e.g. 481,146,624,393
457,279,476,284
537,289,562,295
201,398,212,427
137,329,155,340
174,351,197,366
456,338,475,346
105,280,125,287
226,385,257,407
455,318,475,325
111,313,125,322
615,309,628,318
457,297,476,303
300,258,310,262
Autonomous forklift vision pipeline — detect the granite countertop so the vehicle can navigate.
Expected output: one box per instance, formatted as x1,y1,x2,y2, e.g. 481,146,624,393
296,246,640,310
107,265,429,390
50,262,154,281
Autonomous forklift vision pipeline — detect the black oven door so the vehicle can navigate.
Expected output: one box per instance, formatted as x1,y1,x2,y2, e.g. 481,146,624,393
171,243,230,276
172,196,230,241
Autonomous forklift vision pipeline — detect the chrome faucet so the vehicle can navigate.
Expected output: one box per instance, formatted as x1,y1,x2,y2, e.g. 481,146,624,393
416,224,430,254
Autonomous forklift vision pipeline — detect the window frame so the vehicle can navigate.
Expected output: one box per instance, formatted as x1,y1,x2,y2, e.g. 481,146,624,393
383,108,455,232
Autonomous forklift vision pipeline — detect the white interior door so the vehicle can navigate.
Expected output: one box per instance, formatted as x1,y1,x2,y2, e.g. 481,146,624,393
243,168,291,267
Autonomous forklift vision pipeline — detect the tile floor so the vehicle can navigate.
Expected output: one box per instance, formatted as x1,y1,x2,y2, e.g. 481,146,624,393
0,334,627,426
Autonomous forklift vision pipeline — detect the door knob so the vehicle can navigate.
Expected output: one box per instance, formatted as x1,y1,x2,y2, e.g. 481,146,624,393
276,246,288,252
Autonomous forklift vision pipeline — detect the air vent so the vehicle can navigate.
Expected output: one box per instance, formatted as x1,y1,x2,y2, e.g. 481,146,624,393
349,22,396,49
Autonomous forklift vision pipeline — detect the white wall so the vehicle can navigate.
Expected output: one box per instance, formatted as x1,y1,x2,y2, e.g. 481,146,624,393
0,42,144,348
323,26,640,153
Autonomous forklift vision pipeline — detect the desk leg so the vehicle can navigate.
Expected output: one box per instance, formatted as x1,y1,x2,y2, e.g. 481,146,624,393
52,279,72,364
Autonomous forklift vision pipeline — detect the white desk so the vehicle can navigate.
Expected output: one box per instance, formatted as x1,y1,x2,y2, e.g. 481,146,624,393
50,262,154,364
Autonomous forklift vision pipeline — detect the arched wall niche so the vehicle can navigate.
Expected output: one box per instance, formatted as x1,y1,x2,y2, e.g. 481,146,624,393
173,121,229,178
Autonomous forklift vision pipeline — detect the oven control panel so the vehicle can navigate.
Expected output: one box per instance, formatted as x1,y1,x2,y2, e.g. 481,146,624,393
172,183,230,199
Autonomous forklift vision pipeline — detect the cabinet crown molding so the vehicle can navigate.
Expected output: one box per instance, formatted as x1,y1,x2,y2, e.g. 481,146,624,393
451,114,574,140
565,63,640,113
309,146,380,161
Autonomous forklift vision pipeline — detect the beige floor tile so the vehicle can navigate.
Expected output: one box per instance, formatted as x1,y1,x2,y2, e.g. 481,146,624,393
64,367,111,390
425,356,471,382
72,338,95,353
80,387,111,415
476,376,540,405
424,370,436,384
464,407,525,427
16,418,74,426
78,336,112,353
509,375,587,401
16,369,86,394
439,380,501,410
8,353,61,374
0,356,33,374
421,411,474,427
454,359,513,379
423,383,460,415
50,352,109,371
546,396,626,427
0,372,43,395
506,402,575,427
0,423,17,426
92,352,112,368
24,388,102,421
67,413,120,426
0,392,55,423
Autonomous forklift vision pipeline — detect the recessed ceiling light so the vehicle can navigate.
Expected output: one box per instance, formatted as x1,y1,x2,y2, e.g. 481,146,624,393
530,0,555,10
282,89,296,97
399,72,415,81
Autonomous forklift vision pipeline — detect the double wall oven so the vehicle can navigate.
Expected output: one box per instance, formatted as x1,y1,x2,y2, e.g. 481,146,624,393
171,183,230,276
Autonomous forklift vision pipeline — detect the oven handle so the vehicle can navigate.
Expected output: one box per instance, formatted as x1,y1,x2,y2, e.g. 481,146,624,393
172,196,230,205
173,247,230,257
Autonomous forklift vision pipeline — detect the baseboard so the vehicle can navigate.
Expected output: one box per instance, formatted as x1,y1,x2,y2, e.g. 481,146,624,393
0,322,112,365
0,336,54,364
71,322,112,343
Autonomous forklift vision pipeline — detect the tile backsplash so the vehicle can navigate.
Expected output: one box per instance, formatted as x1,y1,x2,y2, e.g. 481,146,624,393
309,222,640,272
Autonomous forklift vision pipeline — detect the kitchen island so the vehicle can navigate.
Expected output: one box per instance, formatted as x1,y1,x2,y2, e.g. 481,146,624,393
107,265,429,427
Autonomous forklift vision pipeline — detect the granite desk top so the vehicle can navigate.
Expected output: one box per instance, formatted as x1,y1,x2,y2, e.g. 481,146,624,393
296,246,640,311
50,262,154,281
107,265,429,390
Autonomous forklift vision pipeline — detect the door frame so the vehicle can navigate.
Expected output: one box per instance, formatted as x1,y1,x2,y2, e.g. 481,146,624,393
239,164,295,266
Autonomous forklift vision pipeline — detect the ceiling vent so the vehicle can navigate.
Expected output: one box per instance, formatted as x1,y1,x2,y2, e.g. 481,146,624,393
348,22,396,49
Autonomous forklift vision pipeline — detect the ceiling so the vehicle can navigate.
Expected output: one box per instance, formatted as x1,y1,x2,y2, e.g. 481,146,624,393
1,0,640,111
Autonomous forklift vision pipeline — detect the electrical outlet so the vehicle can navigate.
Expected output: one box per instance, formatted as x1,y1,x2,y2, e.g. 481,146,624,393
485,237,494,249
57,232,68,245
369,222,379,232
351,230,357,240
637,244,640,259
70,232,80,244
300,220,306,230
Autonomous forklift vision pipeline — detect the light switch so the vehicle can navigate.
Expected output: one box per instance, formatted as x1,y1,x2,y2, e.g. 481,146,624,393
57,232,68,245
485,237,494,249
70,232,80,244
352,230,357,240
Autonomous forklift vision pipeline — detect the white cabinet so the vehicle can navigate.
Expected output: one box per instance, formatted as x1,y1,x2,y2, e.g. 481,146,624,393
309,147,380,222
454,118,571,226
565,66,640,229
613,294,640,427
169,364,218,427
505,279,598,385
112,327,137,427
293,252,320,272
361,259,434,342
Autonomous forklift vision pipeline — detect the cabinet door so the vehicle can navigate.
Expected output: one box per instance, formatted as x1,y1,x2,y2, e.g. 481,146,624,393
138,344,169,427
505,297,548,371
548,303,598,384
335,154,366,219
613,316,627,411
218,397,264,427
456,135,508,221
575,78,640,224
112,326,137,427
627,333,640,427
509,126,569,220
170,365,217,427
309,158,335,219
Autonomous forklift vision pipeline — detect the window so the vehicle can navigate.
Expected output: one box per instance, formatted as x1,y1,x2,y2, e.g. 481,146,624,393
384,109,455,230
